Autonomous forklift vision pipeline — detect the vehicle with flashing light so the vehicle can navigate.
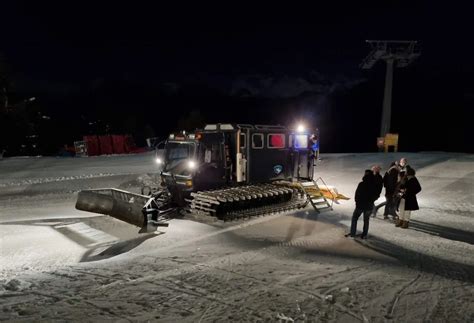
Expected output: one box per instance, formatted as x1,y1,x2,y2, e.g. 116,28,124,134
75,123,332,232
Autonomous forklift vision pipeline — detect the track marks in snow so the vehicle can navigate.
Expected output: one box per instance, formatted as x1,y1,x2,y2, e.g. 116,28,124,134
2,236,472,322
0,173,121,187
140,256,363,321
385,273,422,319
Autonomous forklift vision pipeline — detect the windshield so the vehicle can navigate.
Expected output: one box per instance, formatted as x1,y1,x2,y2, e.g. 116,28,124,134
163,141,196,176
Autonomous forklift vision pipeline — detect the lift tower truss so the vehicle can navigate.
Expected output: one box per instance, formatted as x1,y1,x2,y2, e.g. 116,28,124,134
361,40,421,137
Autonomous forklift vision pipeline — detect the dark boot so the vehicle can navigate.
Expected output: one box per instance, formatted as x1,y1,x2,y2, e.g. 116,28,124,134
401,221,409,229
395,219,403,227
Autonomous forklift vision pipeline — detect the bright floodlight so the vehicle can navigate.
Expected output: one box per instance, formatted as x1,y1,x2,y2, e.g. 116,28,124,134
296,124,305,133
187,160,196,169
155,157,163,164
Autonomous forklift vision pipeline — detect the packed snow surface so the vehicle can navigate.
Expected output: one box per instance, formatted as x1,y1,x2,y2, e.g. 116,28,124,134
1,151,473,322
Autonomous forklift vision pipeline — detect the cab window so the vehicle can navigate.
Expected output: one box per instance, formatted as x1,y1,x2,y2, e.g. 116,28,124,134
252,133,264,149
240,133,246,149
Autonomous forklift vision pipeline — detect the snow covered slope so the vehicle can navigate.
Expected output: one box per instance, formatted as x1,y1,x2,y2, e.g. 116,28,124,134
0,152,473,322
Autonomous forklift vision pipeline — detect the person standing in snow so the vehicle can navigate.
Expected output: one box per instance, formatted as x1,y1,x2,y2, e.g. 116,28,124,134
371,164,384,217
396,167,421,229
347,170,377,239
394,170,407,226
372,165,383,200
382,161,400,219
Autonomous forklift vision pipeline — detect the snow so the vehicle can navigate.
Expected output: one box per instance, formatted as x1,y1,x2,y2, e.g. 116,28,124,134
0,225,86,274
0,172,120,188
0,152,473,321
0,152,158,186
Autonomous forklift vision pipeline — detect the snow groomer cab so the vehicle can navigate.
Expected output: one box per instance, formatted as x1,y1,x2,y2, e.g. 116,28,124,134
156,123,318,205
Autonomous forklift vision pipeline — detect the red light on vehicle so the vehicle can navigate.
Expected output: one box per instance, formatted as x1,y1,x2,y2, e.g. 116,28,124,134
269,134,284,148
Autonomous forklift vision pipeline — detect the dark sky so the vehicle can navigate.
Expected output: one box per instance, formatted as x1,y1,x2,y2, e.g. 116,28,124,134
3,1,471,85
1,1,472,153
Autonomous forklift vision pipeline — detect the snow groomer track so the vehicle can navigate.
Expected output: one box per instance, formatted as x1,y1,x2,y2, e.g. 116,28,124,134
187,184,307,220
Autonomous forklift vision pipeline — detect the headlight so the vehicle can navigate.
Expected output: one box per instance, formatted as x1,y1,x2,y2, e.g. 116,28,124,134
187,160,196,169
155,157,163,164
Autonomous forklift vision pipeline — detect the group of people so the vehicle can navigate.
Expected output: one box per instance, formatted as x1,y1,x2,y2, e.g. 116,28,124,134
347,157,422,239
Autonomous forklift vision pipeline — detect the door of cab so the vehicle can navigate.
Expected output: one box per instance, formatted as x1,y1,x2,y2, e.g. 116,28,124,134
195,133,226,190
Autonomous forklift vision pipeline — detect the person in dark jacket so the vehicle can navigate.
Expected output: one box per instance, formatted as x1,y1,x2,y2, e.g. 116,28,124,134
383,161,400,219
394,170,407,225
348,170,377,238
397,167,421,229
372,165,383,200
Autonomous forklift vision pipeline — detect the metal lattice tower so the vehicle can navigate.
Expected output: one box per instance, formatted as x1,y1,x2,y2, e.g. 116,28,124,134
361,40,421,137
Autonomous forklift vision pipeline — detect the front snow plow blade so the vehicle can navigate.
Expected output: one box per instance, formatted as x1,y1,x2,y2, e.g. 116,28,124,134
75,189,170,232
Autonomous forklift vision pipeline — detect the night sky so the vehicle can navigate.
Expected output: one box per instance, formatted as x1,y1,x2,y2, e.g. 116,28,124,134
1,1,472,154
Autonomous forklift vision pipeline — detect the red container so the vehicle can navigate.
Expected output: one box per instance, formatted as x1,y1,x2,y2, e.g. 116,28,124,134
83,135,100,156
124,135,135,153
111,135,126,154
99,135,113,155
